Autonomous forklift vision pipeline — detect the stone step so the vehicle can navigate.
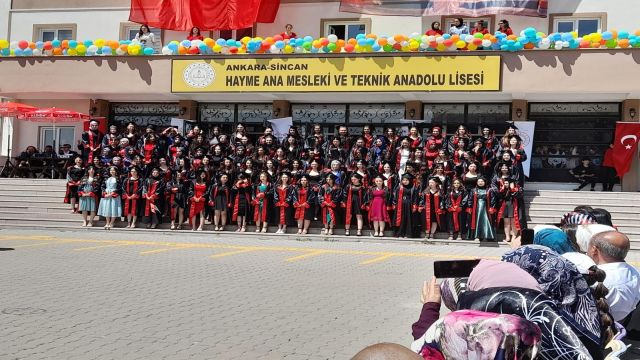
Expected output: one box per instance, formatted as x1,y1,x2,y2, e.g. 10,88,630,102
526,215,639,227
525,201,640,211
1,200,69,208
0,195,64,201
527,209,640,220
524,191,640,201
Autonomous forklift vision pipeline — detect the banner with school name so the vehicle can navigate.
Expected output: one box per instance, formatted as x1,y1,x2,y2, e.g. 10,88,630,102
171,55,501,93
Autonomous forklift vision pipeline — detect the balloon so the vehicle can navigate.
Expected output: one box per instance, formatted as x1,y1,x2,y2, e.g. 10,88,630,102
226,39,236,47
275,40,284,49
456,40,466,49
481,39,492,48
43,41,53,50
523,27,536,38
76,44,87,55
18,40,28,50
191,40,202,47
372,44,381,51
9,41,18,49
14,48,24,56
602,31,613,40
344,44,354,52
68,40,77,49
605,39,617,49
101,46,112,55
327,34,338,43
216,38,226,46
0,48,9,56
83,40,93,47
618,39,630,48
181,40,191,47
52,48,63,55
0,39,8,49
32,48,42,56
187,46,198,55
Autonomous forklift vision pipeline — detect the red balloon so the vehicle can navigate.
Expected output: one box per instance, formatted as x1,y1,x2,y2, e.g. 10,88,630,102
443,39,453,47
392,43,402,50
43,41,53,50
273,35,283,42
18,40,29,50
188,46,199,54
229,47,238,54
320,38,329,46
344,44,354,52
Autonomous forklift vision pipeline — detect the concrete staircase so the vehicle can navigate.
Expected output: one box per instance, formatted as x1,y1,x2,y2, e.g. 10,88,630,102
0,179,638,250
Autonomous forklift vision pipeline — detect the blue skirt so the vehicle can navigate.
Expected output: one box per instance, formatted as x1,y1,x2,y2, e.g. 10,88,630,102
79,197,97,212
98,197,122,217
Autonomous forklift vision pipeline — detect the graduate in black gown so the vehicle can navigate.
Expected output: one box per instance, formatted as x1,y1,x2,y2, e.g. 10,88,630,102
392,173,420,238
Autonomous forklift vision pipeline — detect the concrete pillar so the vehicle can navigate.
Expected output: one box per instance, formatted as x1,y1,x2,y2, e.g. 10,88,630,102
511,99,528,121
621,99,640,192
405,101,423,120
178,100,198,121
272,100,290,118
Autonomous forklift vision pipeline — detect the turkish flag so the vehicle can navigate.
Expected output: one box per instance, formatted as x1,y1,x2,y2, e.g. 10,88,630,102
610,122,640,177
129,0,280,32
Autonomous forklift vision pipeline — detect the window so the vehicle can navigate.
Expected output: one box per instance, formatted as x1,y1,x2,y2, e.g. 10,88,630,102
550,13,606,36
119,22,163,54
320,18,371,38
442,16,494,33
40,127,75,150
32,24,76,42
219,27,254,40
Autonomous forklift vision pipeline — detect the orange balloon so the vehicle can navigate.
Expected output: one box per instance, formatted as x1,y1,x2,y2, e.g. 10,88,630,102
378,38,388,46
109,40,119,50
619,39,630,48
524,42,535,49
119,44,128,51
337,39,345,47
611,29,618,39
393,34,403,42
348,38,357,45
635,30,640,37
366,33,377,39
483,33,492,40
61,40,69,49
178,46,188,55
52,48,63,55
29,42,36,49
451,35,460,42
507,35,518,41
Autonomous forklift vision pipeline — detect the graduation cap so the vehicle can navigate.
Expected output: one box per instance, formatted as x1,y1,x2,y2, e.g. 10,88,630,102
401,173,415,181
473,137,485,145
431,126,442,132
326,173,338,181
506,122,519,130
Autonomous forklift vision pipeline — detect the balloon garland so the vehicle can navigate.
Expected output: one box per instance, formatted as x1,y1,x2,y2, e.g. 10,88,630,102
1,28,639,57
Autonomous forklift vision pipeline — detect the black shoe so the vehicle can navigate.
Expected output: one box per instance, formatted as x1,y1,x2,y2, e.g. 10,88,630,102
573,187,581,191
590,188,595,191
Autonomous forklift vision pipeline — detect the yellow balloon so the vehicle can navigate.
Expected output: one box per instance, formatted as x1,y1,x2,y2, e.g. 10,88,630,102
67,48,77,56
237,47,246,54
436,43,446,51
0,39,8,49
467,43,477,51
284,45,293,54
456,40,466,49
95,39,105,48
212,44,222,53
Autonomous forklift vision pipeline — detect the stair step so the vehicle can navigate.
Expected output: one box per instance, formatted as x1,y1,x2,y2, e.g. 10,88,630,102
525,202,640,211
527,210,640,220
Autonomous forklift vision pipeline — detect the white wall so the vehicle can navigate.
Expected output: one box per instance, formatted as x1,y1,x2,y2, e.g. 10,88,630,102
9,8,129,41
550,0,637,30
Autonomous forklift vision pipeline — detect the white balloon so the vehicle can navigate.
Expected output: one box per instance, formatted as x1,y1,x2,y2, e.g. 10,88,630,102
563,41,570,47
294,46,304,53
44,49,53,56
481,39,492,47
88,45,98,52
447,45,457,51
387,37,396,45
539,41,551,49
327,34,338,43
9,41,17,49
436,36,444,44
464,35,474,43
115,48,126,55
191,40,202,47
32,48,42,56
554,41,563,50
419,42,429,49
161,46,172,55
400,41,409,47
269,44,279,53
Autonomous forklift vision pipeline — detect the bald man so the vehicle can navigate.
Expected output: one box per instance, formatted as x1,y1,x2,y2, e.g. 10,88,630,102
587,230,640,321
351,343,423,360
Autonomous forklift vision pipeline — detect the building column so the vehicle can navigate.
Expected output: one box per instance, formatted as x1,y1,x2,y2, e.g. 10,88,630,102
622,99,640,192
178,100,198,121
405,101,423,120
272,100,290,118
511,100,528,121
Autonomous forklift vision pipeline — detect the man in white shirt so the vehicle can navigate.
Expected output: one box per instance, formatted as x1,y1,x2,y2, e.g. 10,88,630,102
587,230,640,321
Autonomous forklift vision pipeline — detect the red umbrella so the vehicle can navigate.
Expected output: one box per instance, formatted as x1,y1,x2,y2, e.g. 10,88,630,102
20,107,90,121
0,102,37,116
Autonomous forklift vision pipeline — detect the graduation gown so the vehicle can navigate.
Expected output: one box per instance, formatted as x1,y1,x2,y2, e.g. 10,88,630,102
166,179,188,220
420,189,446,233
122,177,143,217
273,184,295,225
64,166,84,203
292,186,317,221
495,180,527,231
445,189,468,235
342,185,365,226
231,181,252,221
252,182,273,223
319,185,342,226
392,185,420,237
143,177,164,217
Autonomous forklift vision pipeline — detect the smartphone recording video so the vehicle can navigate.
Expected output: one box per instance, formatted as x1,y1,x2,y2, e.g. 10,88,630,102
433,259,481,278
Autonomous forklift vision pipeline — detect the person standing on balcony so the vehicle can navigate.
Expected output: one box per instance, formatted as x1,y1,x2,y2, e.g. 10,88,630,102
497,19,514,36
135,25,156,50
425,21,443,36
448,18,469,36
280,24,297,39
471,20,488,35
187,27,204,41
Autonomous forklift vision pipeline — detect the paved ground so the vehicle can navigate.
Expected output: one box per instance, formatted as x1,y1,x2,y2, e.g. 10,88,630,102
1,229,639,360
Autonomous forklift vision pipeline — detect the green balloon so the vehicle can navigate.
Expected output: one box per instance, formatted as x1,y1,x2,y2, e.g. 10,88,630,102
303,41,312,50
605,39,617,49
383,44,393,52
474,33,484,39
327,43,337,51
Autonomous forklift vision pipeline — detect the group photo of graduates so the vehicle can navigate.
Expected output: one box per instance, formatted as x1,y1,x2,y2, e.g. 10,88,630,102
63,119,528,241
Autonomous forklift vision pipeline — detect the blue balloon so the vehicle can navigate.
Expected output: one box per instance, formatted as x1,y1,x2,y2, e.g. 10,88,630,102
619,31,629,39
52,39,61,48
357,38,367,46
216,38,225,46
275,40,285,49
569,39,579,49
303,36,313,43
1,48,9,56
601,31,613,40
310,47,318,53
68,40,77,49
225,39,235,47
83,40,93,47
372,44,381,51
442,33,451,40
500,44,509,51
366,38,375,46
356,33,366,40
519,36,529,44
23,48,33,56
560,33,572,42
181,40,191,47
143,47,154,55
14,48,23,56
101,46,112,54
35,41,44,49
523,27,536,38
168,43,178,51
322,46,329,53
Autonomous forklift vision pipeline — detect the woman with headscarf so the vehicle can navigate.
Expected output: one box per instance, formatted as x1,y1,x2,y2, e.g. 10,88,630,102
534,228,576,254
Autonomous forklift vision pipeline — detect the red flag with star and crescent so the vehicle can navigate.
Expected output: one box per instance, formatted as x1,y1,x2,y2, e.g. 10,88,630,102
610,122,640,177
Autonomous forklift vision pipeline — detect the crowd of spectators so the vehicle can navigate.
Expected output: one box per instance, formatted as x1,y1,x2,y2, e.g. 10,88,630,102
63,120,528,238
352,207,640,360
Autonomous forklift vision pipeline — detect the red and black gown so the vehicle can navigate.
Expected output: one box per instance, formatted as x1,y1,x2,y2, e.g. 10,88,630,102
231,181,252,222
64,165,84,204
293,186,317,221
445,189,468,238
392,184,420,238
319,184,342,226
273,185,295,226
80,129,103,163
425,136,444,167
122,177,143,217
143,176,165,222
494,178,527,231
188,181,208,219
342,185,365,227
420,189,445,233
208,184,231,211
252,182,273,224
166,178,188,221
